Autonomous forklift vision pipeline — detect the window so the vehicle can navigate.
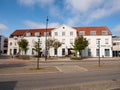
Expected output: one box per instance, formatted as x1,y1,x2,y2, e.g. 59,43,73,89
70,39,73,44
113,43,116,46
105,39,109,44
54,32,58,36
35,32,40,37
10,42,12,46
54,48,57,55
62,48,65,55
26,32,31,37
96,49,99,56
44,32,49,37
62,39,65,44
102,30,108,35
79,31,85,35
105,49,110,56
88,49,91,56
62,32,65,36
90,31,96,35
70,31,73,36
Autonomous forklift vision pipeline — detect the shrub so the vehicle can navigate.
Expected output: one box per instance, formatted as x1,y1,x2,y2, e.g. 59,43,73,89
15,55,30,60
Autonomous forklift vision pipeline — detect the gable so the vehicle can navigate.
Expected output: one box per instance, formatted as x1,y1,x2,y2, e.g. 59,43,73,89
52,24,77,37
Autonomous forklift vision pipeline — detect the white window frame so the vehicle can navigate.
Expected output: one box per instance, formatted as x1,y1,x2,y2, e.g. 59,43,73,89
35,32,40,37
54,32,58,36
90,31,96,35
79,31,85,35
102,30,108,35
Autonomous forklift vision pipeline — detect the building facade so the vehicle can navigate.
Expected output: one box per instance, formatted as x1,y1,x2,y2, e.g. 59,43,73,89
112,36,120,57
8,25,113,57
0,35,8,54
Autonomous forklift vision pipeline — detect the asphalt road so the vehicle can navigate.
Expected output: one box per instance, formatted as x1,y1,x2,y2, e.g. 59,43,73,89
0,69,120,90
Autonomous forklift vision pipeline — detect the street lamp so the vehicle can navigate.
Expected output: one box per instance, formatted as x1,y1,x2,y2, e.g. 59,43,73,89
37,35,40,69
45,16,49,61
97,38,101,67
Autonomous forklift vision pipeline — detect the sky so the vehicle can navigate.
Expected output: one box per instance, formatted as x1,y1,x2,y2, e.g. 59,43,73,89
0,0,120,37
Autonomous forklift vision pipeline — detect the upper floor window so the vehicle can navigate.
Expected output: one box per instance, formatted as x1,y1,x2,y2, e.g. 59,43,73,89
44,32,49,37
54,32,58,36
62,32,65,36
105,39,109,44
10,42,12,46
102,30,108,35
35,32,40,37
70,39,73,44
79,31,85,36
26,32,31,37
62,39,65,44
70,31,73,36
90,31,96,35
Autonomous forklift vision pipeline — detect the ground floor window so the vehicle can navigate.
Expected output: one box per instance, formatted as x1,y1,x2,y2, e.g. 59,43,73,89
88,49,91,56
32,48,34,55
105,49,110,56
62,48,65,55
96,49,99,56
54,48,57,55
13,49,17,55
113,51,120,57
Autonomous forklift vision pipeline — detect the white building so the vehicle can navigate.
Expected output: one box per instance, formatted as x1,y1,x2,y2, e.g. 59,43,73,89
0,35,8,54
112,36,120,57
8,25,113,57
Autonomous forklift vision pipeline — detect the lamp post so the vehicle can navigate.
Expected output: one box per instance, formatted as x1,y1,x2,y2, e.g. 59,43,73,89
37,36,40,69
45,16,49,61
97,39,101,67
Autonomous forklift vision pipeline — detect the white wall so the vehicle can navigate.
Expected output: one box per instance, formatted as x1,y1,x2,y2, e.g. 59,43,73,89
8,25,113,57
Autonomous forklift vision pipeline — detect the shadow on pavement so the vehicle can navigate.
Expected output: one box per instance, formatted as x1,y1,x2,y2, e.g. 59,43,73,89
0,55,11,59
0,64,26,69
0,81,17,90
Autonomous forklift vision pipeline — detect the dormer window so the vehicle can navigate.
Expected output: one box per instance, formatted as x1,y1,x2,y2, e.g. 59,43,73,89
44,32,49,37
90,31,96,35
35,32,40,37
102,30,108,35
79,31,85,36
26,32,31,37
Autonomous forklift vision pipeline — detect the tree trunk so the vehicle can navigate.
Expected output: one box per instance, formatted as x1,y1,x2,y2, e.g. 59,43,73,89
79,50,82,58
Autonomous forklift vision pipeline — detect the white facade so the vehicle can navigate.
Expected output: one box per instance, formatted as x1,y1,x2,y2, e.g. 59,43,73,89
8,25,113,57
0,35,8,54
112,36,120,57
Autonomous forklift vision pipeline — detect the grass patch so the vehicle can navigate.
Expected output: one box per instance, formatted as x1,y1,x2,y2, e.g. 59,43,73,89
70,56,83,60
15,55,30,60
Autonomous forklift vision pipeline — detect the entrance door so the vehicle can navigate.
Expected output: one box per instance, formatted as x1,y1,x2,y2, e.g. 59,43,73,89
13,49,17,55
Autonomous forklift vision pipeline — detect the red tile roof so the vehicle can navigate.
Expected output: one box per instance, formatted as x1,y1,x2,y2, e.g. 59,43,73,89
10,26,112,37
74,26,112,35
10,28,54,37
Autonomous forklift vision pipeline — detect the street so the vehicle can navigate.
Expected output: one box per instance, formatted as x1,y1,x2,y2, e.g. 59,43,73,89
0,69,120,90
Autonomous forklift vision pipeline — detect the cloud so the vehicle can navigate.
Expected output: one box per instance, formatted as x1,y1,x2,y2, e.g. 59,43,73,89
65,0,103,13
65,0,120,24
113,24,120,33
66,15,81,26
18,0,54,7
0,24,9,31
24,20,60,29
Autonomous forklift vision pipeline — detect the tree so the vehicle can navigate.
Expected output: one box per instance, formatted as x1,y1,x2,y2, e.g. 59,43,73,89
33,41,41,56
18,39,29,55
73,36,88,57
46,38,61,57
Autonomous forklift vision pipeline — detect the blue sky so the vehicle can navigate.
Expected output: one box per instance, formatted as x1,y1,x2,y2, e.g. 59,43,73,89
0,0,120,37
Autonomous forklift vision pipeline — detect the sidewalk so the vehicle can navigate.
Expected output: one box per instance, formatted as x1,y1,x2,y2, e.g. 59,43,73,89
0,58,120,75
